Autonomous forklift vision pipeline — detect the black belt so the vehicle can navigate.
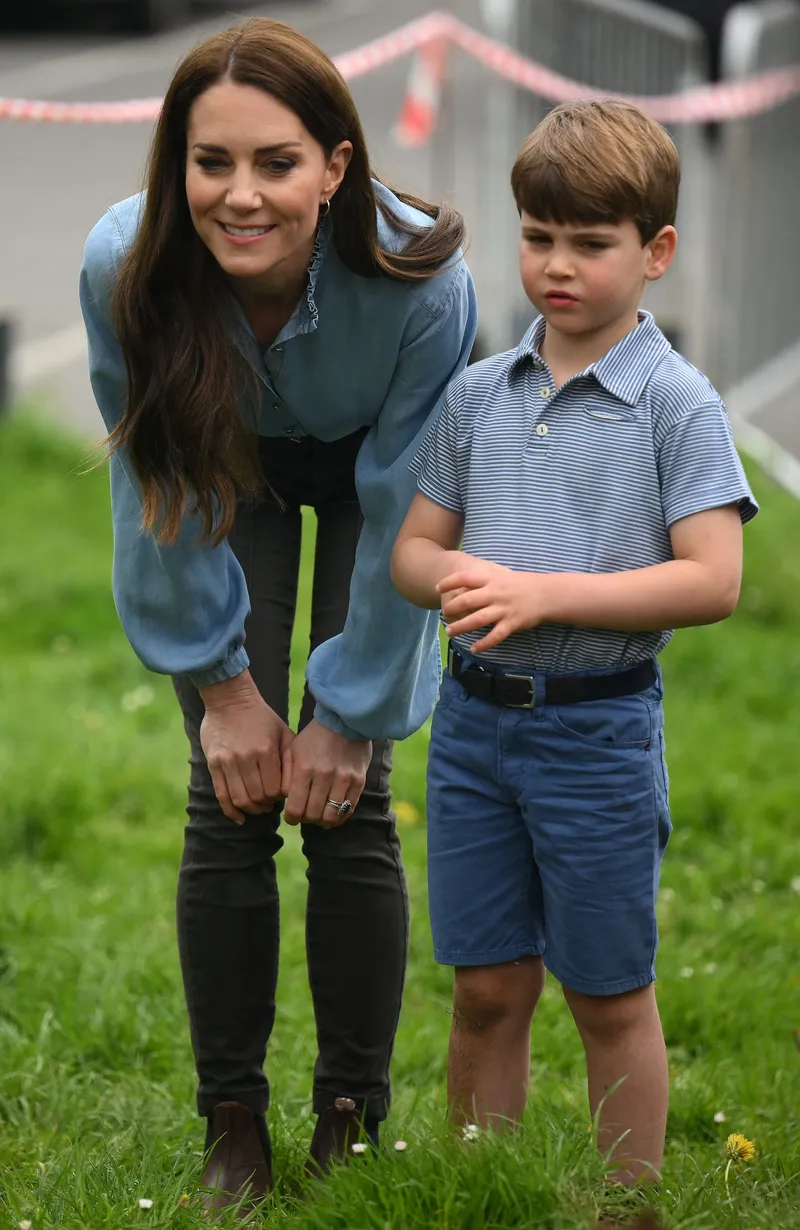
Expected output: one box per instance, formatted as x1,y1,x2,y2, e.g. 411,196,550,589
447,645,657,710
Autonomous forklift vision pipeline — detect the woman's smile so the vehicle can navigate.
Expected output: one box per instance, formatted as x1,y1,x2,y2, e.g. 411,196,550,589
218,221,278,245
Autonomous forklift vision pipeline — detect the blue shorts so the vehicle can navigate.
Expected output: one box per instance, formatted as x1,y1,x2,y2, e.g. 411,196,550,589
426,655,672,996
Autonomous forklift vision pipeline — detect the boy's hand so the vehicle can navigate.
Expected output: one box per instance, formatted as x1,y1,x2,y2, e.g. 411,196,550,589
437,563,550,653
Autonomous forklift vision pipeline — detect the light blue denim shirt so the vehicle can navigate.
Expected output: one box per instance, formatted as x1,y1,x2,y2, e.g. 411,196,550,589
79,181,477,740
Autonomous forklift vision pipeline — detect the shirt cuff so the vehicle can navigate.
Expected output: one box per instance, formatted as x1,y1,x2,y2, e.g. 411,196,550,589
313,700,371,742
416,473,463,514
188,644,250,690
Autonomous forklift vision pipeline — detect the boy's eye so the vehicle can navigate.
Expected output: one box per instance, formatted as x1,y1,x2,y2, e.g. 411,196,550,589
582,240,609,251
525,235,551,245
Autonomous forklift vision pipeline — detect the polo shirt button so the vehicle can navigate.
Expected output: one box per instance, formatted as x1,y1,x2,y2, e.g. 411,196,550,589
273,403,281,412
536,423,549,436
283,427,295,435
541,387,552,399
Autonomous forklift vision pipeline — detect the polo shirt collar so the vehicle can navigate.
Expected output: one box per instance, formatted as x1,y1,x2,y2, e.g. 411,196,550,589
509,311,672,407
509,317,546,371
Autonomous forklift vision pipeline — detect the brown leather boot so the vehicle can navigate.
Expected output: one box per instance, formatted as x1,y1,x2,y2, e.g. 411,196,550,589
200,1102,273,1219
305,1097,379,1178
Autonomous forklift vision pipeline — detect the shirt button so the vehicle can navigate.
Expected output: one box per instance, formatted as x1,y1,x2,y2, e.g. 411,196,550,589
273,403,281,412
274,346,283,353
536,423,549,436
541,387,552,399
283,426,295,435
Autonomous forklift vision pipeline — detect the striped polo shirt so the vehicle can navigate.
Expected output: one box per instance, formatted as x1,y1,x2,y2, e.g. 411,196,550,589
412,311,758,672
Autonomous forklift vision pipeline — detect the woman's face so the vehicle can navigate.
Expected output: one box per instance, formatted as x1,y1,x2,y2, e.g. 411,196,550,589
185,80,352,295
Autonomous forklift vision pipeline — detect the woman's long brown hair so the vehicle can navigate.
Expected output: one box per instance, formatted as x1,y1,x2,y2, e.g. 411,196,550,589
108,18,466,545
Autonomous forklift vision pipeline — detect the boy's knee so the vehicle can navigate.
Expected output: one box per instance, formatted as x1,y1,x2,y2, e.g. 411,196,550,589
563,982,655,1043
453,958,544,1034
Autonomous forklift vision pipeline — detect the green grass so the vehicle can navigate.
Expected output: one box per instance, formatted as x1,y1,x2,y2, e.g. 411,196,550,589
0,409,798,1228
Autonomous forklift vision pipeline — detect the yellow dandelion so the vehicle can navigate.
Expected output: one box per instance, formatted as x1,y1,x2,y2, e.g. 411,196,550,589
394,800,420,826
724,1133,756,1191
726,1133,756,1162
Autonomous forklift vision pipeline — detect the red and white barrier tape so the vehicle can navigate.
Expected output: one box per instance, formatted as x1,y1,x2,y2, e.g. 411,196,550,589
443,13,800,123
1,9,799,125
0,96,163,122
0,11,451,124
333,10,450,80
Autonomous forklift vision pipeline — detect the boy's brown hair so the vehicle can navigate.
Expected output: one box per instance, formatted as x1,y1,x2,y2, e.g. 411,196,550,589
511,99,680,243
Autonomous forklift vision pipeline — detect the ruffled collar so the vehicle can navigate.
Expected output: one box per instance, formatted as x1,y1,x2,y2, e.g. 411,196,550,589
299,215,331,336
228,215,331,350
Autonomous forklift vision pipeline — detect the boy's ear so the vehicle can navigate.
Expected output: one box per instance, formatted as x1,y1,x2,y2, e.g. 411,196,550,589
645,225,678,283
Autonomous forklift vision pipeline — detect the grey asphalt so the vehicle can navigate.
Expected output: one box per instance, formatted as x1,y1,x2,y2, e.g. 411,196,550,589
1,0,510,437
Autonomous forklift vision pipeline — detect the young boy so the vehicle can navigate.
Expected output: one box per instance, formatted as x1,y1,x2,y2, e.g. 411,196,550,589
390,100,757,1184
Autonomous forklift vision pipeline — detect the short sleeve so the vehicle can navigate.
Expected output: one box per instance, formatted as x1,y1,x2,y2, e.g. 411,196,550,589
409,390,463,513
657,401,759,528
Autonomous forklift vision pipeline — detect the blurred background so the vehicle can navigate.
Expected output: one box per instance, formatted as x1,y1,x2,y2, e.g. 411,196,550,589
1,0,800,458
1,4,799,1227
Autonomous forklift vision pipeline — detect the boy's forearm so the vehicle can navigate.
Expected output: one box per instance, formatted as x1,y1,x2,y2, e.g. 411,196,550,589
543,559,741,631
391,538,470,609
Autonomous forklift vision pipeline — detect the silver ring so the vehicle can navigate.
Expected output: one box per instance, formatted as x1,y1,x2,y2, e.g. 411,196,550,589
325,798,352,820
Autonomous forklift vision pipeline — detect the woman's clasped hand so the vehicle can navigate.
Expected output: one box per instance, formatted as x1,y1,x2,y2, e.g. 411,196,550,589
199,670,370,826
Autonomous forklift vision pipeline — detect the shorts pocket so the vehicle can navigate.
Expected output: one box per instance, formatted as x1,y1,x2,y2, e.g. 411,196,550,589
551,692,655,749
434,670,468,715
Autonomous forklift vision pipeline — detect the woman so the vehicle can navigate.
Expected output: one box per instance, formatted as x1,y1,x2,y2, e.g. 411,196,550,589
79,16,476,1214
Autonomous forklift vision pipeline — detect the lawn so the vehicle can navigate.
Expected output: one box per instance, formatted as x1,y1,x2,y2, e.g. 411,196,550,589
0,410,798,1229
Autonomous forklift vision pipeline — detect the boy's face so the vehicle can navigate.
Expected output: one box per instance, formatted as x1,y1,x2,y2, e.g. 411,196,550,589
518,212,676,337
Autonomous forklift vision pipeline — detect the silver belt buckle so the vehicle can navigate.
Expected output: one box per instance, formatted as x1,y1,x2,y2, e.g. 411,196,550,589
505,673,536,708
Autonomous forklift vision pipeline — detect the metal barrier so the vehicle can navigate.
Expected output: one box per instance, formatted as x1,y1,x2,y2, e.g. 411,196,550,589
515,0,708,96
713,0,800,390
502,0,710,357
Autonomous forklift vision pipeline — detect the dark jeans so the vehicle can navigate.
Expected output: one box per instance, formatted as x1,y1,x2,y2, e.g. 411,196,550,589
173,432,409,1123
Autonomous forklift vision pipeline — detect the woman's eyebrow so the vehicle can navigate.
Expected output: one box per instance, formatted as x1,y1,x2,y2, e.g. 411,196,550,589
191,141,304,154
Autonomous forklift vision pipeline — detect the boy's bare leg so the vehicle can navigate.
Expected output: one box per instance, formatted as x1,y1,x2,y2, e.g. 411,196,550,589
448,956,545,1127
563,982,668,1185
